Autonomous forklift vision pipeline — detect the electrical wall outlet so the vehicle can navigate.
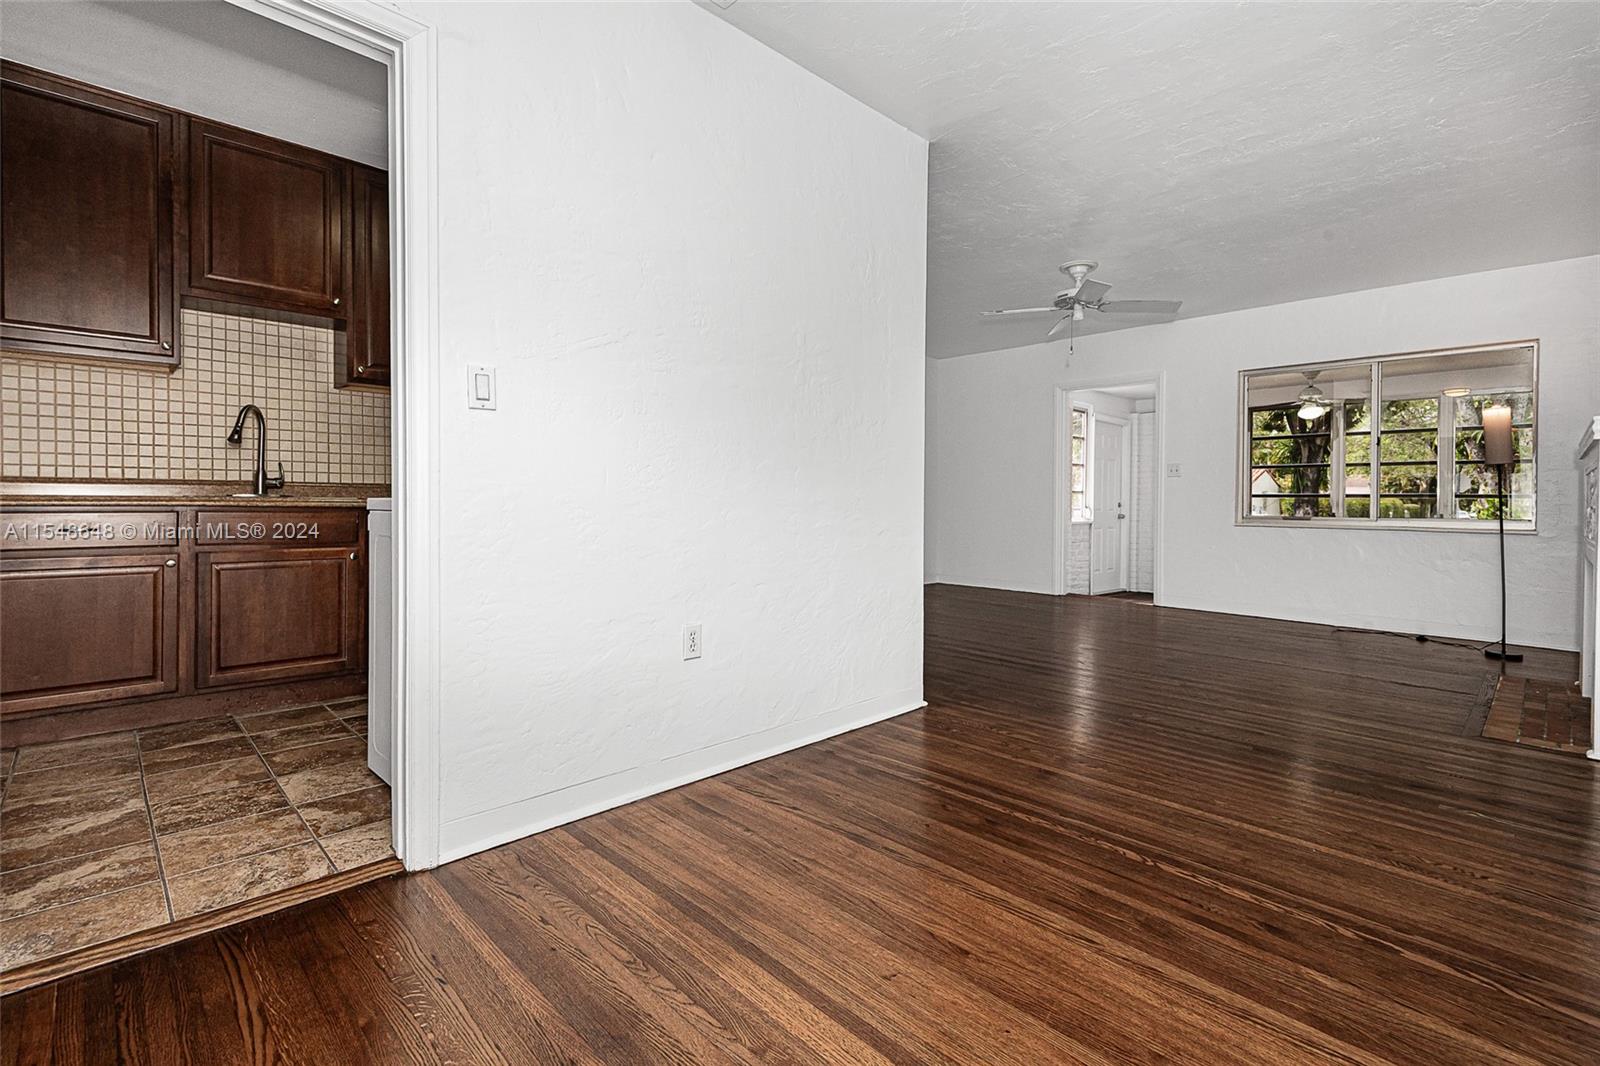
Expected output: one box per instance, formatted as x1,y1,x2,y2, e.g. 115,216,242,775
1167,463,1183,477
682,624,702,660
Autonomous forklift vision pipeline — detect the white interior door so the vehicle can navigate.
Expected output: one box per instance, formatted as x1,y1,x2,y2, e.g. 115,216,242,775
1090,416,1130,593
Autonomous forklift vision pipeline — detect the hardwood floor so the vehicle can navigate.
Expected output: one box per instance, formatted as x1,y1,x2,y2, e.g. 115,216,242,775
4,585,1597,1064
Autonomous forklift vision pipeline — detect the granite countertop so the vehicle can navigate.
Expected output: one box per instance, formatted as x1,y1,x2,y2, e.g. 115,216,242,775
0,480,390,509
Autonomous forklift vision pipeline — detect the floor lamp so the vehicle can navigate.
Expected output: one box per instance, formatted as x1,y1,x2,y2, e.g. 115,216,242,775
1482,403,1522,663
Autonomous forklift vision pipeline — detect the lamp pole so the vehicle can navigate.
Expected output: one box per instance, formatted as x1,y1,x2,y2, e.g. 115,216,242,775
1482,403,1522,664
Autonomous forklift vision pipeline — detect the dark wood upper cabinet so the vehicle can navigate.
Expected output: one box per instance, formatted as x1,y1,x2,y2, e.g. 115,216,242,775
1,65,387,385
0,552,181,714
1,64,176,366
184,119,344,316
341,165,390,387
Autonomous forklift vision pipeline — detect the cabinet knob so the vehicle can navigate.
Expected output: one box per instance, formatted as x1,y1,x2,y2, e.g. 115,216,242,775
356,365,367,375
333,297,342,306
161,342,171,351
165,559,177,567
349,552,357,560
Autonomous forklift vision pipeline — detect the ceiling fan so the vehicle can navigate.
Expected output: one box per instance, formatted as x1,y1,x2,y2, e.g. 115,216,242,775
980,260,1182,341
1294,372,1332,422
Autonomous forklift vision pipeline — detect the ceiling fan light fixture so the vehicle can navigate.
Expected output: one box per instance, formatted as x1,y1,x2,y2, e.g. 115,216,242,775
1296,383,1329,421
1442,386,1472,398
1072,305,1084,321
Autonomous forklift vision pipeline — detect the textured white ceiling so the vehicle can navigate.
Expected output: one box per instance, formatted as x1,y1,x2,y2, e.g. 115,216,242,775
704,1,1600,358
0,1,387,168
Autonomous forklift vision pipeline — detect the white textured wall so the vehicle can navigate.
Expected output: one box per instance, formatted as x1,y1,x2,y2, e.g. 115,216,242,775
928,256,1599,650
925,351,940,583
1130,412,1157,593
410,1,928,861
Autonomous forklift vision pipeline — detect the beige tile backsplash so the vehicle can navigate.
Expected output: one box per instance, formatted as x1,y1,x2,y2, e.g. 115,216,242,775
1,306,389,484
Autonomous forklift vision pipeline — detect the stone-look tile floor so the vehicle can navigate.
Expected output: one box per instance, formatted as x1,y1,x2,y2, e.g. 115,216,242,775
0,698,392,972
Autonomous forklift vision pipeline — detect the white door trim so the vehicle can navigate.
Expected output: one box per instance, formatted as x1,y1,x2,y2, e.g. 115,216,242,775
1053,373,1167,604
224,0,443,870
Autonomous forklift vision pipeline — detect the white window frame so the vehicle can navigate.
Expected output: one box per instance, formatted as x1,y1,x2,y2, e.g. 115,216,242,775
1237,341,1538,533
1070,404,1093,523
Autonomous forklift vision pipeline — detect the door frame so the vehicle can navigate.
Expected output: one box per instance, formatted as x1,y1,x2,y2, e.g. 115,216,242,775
1053,372,1167,603
1089,413,1132,594
225,0,442,869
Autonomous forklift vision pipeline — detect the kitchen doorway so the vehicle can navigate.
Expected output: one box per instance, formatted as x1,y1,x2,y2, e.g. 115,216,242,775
228,0,442,873
0,0,440,990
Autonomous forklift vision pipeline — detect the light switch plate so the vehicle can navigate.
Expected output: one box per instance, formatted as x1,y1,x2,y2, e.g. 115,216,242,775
468,364,496,410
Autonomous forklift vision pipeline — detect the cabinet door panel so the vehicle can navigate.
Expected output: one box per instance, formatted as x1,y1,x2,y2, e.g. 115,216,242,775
186,120,343,315
1,553,180,714
196,548,358,687
1,65,175,364
341,165,390,387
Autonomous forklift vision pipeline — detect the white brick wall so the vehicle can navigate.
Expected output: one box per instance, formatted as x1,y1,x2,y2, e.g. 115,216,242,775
1067,522,1090,594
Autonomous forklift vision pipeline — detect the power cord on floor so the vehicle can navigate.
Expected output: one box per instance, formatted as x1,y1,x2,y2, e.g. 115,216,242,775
1330,625,1492,652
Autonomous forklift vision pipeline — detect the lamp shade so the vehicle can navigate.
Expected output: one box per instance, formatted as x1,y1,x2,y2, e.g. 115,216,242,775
1482,404,1514,466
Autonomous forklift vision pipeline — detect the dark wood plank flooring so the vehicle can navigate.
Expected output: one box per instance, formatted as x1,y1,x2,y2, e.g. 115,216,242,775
4,585,1596,1064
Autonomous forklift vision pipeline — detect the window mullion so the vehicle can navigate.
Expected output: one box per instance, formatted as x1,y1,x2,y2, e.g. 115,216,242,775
1368,361,1381,521
1437,392,1455,520
1331,401,1346,517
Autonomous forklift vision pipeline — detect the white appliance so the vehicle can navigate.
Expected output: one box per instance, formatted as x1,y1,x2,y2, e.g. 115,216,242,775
367,497,394,783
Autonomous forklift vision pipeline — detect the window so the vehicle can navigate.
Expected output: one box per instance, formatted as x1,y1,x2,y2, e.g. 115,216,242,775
1070,407,1090,521
1240,344,1536,528
1247,362,1369,518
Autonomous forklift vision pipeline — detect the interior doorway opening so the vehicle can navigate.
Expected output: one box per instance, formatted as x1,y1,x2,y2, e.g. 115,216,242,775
0,0,439,989
1054,375,1164,601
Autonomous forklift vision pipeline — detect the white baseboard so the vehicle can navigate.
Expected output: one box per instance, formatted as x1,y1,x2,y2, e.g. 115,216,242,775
437,687,925,865
926,574,1054,595
1156,596,1578,654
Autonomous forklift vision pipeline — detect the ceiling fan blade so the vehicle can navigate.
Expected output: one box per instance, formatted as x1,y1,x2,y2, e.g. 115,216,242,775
979,306,1057,316
1071,279,1112,304
1046,315,1072,339
1097,299,1182,315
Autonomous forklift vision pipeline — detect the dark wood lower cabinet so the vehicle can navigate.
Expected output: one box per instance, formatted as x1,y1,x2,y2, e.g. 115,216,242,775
0,506,366,727
0,552,180,714
195,547,361,687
